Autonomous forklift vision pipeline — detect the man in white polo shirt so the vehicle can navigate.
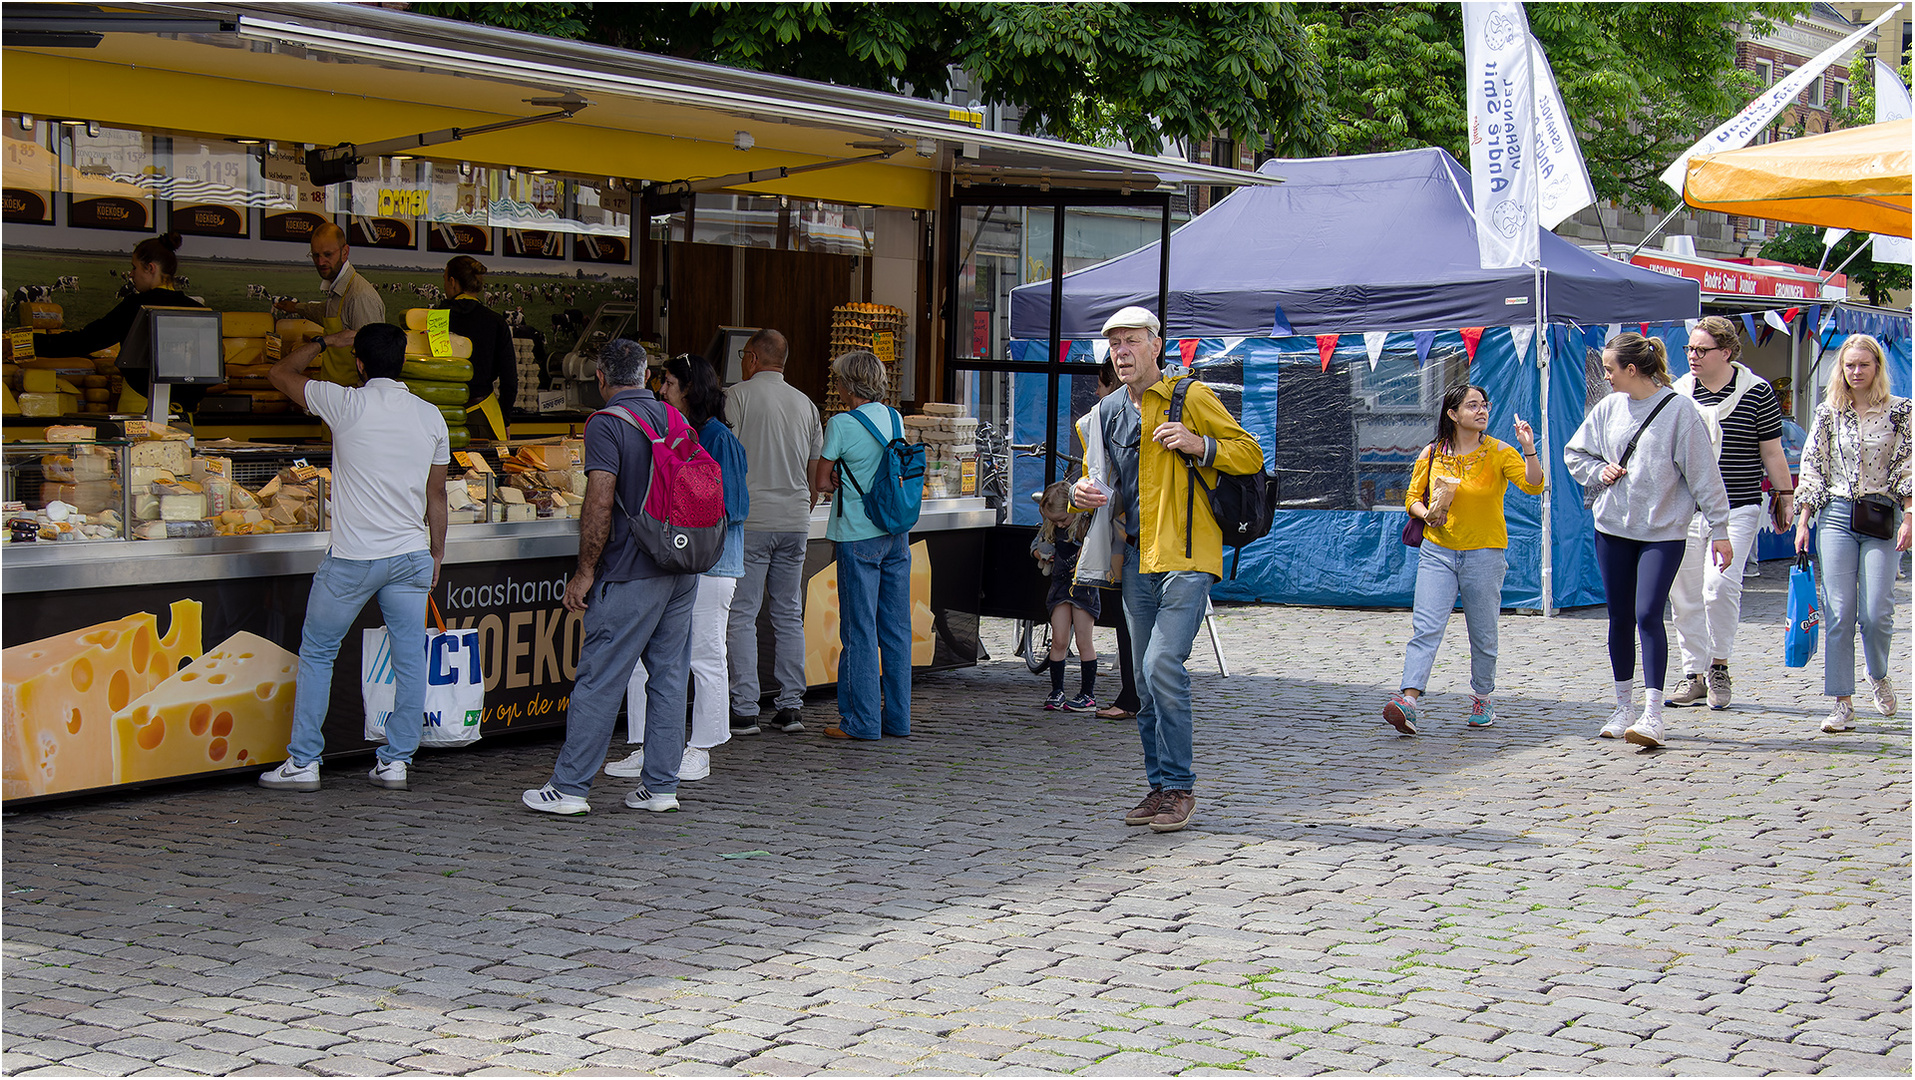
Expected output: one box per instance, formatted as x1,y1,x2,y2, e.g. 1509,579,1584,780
258,322,450,793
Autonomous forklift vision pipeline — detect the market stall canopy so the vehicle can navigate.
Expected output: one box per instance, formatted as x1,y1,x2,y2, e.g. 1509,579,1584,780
1,2,1276,212
1010,148,1699,339
1683,119,1912,238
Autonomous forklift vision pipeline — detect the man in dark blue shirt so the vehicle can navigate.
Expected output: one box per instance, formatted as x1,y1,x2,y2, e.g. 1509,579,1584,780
523,339,697,815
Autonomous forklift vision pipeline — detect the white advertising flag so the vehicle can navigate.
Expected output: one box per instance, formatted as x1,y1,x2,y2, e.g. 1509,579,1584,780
1529,34,1597,229
1464,2,1540,269
1659,5,1903,193
1875,59,1913,265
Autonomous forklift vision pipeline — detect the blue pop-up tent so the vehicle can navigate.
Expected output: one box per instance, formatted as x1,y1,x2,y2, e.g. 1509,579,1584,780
1008,148,1702,610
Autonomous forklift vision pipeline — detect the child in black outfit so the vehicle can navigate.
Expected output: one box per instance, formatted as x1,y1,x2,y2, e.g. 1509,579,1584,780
1031,481,1100,711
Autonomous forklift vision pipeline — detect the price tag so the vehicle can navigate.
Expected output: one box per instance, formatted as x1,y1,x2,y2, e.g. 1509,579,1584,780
7,328,35,360
458,451,494,474
264,333,283,362
123,420,152,438
427,309,452,358
289,459,319,483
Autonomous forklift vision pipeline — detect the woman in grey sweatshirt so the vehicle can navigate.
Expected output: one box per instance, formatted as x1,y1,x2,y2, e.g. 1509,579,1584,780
1564,333,1732,749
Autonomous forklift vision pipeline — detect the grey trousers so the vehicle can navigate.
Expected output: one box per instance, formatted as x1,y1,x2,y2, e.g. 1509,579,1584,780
726,530,809,714
546,573,696,797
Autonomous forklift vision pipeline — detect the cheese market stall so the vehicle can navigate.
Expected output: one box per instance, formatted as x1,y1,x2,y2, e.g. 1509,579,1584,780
1,3,1258,803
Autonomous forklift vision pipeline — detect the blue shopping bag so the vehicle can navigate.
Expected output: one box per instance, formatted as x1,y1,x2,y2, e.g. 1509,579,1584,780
1784,553,1820,668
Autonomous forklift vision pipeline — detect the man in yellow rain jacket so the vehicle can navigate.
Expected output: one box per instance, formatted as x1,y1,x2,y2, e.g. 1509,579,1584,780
1072,306,1263,834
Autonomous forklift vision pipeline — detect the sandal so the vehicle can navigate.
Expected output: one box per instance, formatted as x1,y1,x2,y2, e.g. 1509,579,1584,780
1095,705,1136,720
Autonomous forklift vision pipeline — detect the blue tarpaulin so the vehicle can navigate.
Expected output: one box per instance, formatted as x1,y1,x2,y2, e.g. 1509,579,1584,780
1006,148,1703,609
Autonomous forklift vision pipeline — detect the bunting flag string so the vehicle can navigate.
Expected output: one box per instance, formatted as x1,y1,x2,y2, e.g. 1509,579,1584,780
1762,310,1791,335
1510,325,1535,365
1740,313,1759,342
1179,339,1200,365
1272,303,1294,337
1218,337,1245,356
1363,331,1388,371
1412,330,1435,369
1091,338,1110,362
1317,334,1339,372
1460,327,1484,361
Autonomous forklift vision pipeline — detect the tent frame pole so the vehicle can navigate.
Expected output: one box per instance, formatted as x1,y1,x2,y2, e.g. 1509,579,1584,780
1536,261,1553,617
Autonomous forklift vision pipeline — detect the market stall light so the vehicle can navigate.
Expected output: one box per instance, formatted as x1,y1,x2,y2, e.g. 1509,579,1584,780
389,153,413,161
529,168,548,175
459,161,471,178
734,130,754,151
233,137,261,145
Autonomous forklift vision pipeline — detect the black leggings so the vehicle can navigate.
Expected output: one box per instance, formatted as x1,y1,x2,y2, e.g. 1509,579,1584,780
1594,531,1686,690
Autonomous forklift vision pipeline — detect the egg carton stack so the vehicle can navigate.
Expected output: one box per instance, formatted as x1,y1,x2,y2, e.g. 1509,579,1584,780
901,403,976,499
511,337,543,411
824,302,907,414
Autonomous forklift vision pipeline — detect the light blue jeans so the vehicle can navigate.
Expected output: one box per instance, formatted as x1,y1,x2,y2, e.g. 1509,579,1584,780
1400,542,1507,697
1816,498,1899,697
549,573,697,796
287,550,434,767
727,530,809,714
834,533,912,739
1120,543,1212,792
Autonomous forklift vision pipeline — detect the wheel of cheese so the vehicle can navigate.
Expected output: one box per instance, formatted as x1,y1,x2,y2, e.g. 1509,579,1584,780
446,425,470,449
83,388,111,403
401,358,473,382
402,379,467,406
81,374,107,389
438,403,469,423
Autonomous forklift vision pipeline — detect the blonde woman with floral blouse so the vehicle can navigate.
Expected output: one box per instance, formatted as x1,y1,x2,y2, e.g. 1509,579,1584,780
1794,334,1912,733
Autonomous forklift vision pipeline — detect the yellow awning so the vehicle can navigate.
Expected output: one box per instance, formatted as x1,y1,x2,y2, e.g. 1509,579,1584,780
1683,119,1912,238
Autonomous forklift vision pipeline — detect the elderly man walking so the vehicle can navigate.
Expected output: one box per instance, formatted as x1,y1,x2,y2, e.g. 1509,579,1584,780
1072,307,1263,833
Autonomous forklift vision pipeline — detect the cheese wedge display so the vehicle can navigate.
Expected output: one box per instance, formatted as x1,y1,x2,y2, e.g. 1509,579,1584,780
2,600,204,798
800,540,936,685
111,631,298,784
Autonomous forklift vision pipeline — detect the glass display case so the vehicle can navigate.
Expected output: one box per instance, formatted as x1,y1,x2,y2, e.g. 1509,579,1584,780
3,438,129,542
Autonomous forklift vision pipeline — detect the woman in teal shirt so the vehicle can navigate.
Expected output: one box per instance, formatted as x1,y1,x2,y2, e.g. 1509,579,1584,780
812,350,912,740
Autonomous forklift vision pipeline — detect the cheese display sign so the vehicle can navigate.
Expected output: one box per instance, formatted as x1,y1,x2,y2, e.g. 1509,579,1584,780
3,600,204,798
111,631,298,784
801,540,938,686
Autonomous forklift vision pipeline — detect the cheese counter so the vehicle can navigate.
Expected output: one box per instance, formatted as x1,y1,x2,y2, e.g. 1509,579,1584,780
1,497,991,805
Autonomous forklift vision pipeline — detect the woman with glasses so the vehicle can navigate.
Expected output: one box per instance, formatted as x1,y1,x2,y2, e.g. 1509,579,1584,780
1383,384,1544,734
1565,333,1732,749
1664,315,1793,712
1794,334,1911,733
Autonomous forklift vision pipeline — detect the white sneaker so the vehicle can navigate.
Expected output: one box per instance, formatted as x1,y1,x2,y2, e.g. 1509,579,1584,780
368,760,408,790
1868,677,1898,718
522,785,590,815
678,746,711,782
623,787,680,812
1822,699,1854,733
603,749,645,777
259,760,320,791
1598,706,1630,740
1624,712,1666,748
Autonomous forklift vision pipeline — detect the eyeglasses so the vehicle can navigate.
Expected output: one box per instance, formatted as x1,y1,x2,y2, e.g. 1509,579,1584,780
1685,344,1722,356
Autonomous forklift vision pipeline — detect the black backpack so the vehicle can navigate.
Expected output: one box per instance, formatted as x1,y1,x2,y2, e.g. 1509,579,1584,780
1166,377,1277,580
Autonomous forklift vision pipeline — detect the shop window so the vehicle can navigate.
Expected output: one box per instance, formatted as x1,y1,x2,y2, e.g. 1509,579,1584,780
2,117,57,225
1830,78,1849,110
1754,58,1774,85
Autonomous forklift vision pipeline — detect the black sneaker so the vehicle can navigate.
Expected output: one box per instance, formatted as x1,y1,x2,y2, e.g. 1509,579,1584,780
730,713,761,736
772,708,805,733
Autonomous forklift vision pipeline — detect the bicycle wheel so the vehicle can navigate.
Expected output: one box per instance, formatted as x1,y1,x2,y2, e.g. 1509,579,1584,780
1023,620,1054,674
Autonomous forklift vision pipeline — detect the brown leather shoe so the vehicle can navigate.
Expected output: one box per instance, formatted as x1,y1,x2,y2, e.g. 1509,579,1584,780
1148,790,1195,833
1123,788,1166,825
822,725,852,740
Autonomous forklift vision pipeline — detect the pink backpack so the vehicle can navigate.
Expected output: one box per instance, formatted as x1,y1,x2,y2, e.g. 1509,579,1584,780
593,402,727,574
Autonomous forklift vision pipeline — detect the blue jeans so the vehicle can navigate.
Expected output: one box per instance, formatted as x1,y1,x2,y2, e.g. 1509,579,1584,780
834,533,912,738
548,574,697,796
1817,499,1899,697
287,550,433,767
1120,543,1212,792
727,530,809,713
1400,542,1506,696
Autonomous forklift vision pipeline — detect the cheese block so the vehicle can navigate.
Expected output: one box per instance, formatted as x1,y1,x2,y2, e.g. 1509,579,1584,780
21,301,63,329
43,448,114,483
401,358,473,382
43,424,95,443
497,485,525,505
81,374,107,389
82,388,111,404
133,493,161,520
43,481,121,514
222,338,267,366
403,330,473,359
54,377,82,395
22,369,60,393
19,392,75,417
111,631,298,785
130,439,191,474
190,457,231,484
160,493,208,521
221,311,276,338
501,501,536,522
1,600,204,798
275,318,324,346
2,384,17,416
402,379,466,406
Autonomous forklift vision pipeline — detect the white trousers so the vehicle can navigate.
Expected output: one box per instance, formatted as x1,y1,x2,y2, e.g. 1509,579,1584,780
626,574,738,750
1668,503,1765,675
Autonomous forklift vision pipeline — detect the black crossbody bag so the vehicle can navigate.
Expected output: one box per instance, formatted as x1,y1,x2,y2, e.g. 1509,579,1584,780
1584,393,1677,508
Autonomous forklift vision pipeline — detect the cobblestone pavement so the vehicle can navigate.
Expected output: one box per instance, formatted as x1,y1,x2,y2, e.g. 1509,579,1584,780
5,564,1909,1077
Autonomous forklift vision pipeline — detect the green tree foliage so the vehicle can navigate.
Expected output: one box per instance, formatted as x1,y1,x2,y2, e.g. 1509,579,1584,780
1759,225,1909,306
410,2,1332,157
1301,2,1806,209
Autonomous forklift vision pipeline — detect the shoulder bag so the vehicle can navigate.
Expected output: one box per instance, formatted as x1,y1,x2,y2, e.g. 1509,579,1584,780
1402,440,1439,548
1583,392,1678,509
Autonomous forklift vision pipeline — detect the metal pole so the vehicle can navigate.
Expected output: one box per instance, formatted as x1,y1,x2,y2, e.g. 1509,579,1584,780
1045,197,1066,489
1536,261,1554,617
1626,205,1686,261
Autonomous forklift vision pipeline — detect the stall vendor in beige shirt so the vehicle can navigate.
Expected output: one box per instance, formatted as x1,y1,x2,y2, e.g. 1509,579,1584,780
274,222,386,387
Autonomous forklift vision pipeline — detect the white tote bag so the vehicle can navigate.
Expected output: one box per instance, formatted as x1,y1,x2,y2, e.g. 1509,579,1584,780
363,599,485,747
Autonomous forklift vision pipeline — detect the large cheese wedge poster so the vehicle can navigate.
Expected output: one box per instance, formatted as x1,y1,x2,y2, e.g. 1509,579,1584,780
112,632,299,784
802,540,938,686
3,600,204,798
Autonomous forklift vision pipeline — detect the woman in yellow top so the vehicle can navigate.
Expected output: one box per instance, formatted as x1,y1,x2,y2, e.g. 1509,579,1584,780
1384,384,1545,734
